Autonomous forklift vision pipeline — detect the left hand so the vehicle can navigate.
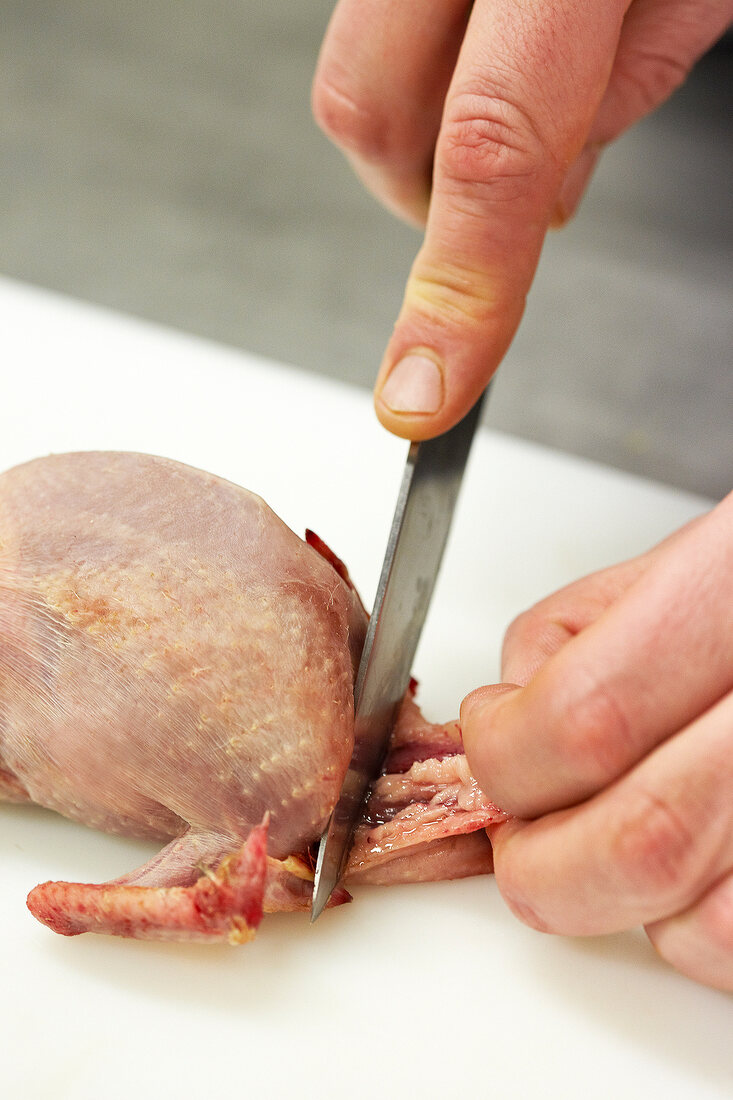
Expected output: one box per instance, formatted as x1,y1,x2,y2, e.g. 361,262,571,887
460,493,733,990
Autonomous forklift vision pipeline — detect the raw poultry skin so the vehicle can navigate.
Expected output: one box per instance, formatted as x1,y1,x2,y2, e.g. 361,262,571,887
0,453,506,943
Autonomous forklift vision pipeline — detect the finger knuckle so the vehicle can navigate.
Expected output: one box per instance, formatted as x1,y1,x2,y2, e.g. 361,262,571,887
613,786,697,902
697,881,733,957
647,879,733,991
612,46,690,120
406,255,500,327
553,673,636,788
502,606,556,667
312,73,405,165
438,89,550,203
502,609,535,657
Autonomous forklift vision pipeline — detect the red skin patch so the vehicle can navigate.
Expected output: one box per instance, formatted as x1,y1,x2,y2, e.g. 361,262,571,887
28,821,270,943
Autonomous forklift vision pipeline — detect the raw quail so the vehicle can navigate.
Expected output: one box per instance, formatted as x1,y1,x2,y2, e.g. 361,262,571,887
0,453,505,943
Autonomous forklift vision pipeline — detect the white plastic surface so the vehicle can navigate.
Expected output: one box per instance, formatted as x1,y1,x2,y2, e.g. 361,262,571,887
2,278,731,1098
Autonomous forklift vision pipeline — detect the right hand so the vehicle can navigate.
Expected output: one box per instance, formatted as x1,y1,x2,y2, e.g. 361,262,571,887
313,1,733,441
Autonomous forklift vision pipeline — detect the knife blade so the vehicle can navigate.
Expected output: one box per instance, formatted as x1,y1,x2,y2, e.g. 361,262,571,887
310,390,487,921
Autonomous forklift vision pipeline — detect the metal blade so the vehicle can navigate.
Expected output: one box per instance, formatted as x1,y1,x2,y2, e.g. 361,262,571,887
311,391,487,920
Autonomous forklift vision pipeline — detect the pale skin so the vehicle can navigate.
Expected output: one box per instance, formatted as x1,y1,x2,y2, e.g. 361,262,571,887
313,0,733,989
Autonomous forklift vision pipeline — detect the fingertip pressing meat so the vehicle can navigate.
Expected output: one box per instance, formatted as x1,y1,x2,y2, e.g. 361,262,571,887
347,693,507,885
0,452,505,944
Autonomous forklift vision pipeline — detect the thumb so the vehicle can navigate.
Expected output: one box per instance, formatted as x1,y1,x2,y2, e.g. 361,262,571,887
374,0,627,440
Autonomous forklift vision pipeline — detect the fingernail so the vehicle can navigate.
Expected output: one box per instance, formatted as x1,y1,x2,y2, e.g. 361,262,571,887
379,353,443,415
461,684,518,727
460,684,520,790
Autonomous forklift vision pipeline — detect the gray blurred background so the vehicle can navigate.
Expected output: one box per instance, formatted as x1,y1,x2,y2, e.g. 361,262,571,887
2,1,731,498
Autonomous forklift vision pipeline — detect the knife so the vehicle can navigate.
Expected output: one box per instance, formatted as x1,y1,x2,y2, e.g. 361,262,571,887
310,389,488,921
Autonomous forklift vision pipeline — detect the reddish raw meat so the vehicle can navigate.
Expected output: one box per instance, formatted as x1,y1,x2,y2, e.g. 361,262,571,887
0,453,506,943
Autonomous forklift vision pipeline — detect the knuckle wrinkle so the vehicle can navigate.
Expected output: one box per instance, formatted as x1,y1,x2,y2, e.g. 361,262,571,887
699,881,733,955
312,74,398,165
555,674,634,786
406,261,499,327
439,90,551,200
613,47,690,118
614,787,697,902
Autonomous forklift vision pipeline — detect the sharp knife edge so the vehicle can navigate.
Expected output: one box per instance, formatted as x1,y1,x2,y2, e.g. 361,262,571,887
311,391,487,920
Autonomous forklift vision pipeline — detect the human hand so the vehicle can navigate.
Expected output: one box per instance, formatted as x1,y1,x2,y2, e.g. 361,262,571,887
313,1,733,439
458,494,733,990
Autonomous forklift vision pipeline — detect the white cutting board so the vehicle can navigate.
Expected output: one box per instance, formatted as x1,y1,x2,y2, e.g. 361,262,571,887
1,278,731,1098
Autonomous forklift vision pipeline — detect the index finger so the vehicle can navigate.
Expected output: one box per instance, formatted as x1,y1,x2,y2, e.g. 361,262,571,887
374,0,628,439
